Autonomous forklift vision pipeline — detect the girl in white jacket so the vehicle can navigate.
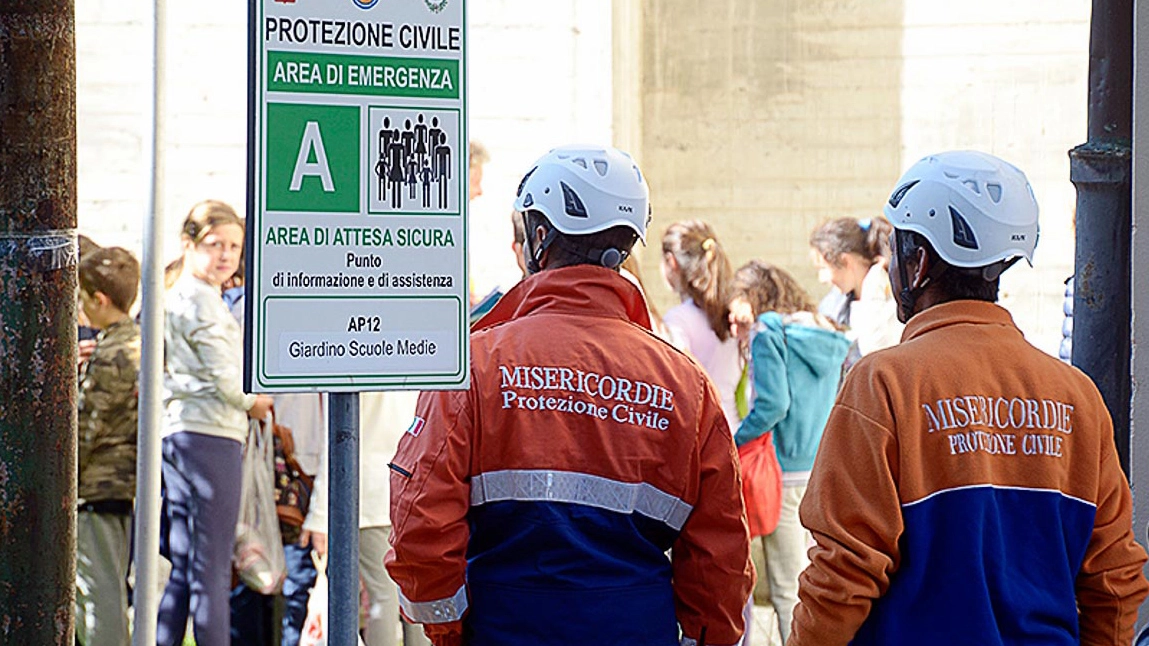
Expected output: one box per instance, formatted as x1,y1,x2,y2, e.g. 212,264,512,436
157,200,273,646
809,217,903,360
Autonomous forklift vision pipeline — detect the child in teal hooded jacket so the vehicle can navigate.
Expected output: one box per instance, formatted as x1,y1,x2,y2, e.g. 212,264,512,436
730,261,851,643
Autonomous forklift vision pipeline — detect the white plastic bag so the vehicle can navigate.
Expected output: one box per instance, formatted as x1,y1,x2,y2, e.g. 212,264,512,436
301,552,367,646
234,419,286,594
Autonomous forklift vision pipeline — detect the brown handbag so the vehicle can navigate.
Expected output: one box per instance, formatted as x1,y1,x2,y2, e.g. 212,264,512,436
268,409,315,538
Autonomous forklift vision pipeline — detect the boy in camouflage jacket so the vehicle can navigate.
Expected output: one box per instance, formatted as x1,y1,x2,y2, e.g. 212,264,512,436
75,246,141,646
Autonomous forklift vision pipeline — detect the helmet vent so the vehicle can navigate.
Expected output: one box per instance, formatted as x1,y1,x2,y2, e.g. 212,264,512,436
594,160,609,176
560,182,588,218
949,206,979,250
516,167,536,197
888,180,919,208
522,193,535,209
963,180,980,195
986,183,1003,203
572,157,588,169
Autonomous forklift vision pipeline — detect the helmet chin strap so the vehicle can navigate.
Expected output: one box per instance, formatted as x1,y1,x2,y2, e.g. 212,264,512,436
554,238,630,270
895,239,948,321
524,226,559,275
524,222,633,273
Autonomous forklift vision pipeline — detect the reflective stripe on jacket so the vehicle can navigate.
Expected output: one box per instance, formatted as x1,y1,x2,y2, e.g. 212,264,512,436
385,266,753,646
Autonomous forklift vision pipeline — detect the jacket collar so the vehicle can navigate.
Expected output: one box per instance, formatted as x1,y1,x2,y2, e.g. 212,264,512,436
902,300,1020,343
474,265,653,332
99,317,136,339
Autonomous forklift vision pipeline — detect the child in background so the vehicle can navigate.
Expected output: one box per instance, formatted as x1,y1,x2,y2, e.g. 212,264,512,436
157,200,274,646
729,261,850,643
75,246,142,646
77,234,102,367
660,220,742,430
809,217,902,360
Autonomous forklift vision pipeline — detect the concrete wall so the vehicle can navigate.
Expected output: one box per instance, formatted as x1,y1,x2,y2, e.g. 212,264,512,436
631,0,905,316
467,1,614,297
899,0,1088,355
77,0,250,263
75,0,151,253
77,1,1088,354
75,0,612,293
625,0,1088,357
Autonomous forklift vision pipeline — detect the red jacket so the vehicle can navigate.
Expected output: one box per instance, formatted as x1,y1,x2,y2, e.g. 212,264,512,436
385,265,752,646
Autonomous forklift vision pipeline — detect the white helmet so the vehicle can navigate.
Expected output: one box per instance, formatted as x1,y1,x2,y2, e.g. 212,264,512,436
883,150,1039,270
512,145,650,241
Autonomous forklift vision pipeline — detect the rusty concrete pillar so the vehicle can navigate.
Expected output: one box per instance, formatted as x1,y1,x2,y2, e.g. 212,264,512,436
0,1,79,643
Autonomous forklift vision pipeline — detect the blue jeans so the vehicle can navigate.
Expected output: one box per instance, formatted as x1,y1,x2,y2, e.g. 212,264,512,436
230,584,273,646
229,542,317,646
281,543,318,646
1136,622,1149,646
157,433,243,646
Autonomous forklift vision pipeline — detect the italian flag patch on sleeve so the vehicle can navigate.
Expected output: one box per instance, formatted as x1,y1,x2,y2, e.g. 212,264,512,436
406,416,426,437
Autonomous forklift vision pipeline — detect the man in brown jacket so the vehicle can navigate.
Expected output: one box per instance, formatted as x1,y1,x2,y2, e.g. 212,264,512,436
790,151,1149,645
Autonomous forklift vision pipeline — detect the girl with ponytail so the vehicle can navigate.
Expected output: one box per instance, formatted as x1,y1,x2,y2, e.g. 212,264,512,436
809,216,903,358
157,200,273,646
661,220,743,430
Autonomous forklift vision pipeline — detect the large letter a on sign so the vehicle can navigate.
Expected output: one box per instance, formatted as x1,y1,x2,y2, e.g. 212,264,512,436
290,121,335,192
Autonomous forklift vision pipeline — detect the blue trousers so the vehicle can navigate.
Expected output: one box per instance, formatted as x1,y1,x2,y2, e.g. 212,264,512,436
157,432,243,646
230,543,318,646
229,584,273,646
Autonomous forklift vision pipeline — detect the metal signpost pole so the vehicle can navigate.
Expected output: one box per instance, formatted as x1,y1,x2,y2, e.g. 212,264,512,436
248,1,469,639
132,0,167,642
328,393,361,645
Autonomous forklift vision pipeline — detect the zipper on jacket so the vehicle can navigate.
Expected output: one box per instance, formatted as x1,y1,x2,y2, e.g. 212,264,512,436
388,462,413,478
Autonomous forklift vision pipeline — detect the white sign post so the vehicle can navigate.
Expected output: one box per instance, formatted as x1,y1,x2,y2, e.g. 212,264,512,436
248,2,467,641
247,0,469,394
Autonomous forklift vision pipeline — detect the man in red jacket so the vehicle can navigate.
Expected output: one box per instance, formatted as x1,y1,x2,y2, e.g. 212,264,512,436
385,145,753,646
790,151,1149,645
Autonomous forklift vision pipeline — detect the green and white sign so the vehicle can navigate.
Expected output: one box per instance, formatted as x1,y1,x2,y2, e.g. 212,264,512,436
247,0,468,392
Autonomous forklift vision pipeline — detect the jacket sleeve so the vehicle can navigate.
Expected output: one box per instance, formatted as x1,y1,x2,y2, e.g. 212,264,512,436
673,384,754,646
384,388,473,646
76,334,138,480
1076,413,1149,645
788,402,903,646
77,344,111,476
734,320,788,447
184,292,257,412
